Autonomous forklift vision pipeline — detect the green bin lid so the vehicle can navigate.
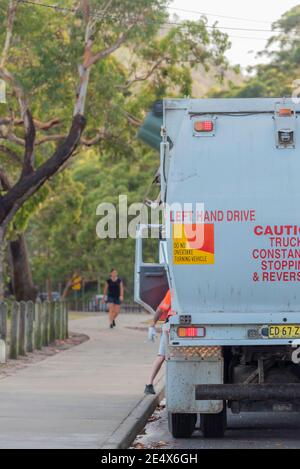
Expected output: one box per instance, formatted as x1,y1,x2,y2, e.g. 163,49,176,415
137,101,163,152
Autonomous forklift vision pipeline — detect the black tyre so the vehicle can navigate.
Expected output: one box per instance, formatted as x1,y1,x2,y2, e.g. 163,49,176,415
201,404,227,438
168,412,197,438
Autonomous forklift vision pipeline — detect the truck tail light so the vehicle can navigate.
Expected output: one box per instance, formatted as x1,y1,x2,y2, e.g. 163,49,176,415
275,103,296,149
177,327,206,338
279,108,293,117
194,120,214,133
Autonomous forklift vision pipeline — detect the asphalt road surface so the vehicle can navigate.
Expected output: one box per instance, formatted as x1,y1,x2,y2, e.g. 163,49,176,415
133,402,300,449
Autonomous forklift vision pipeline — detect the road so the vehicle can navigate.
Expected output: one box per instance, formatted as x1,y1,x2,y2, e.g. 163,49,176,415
134,402,300,449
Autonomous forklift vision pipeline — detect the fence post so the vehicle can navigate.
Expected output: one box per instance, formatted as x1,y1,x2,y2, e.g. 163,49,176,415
19,301,27,356
26,301,34,353
49,302,55,343
41,302,46,346
60,302,64,340
62,302,67,340
65,302,69,339
47,302,51,344
55,302,61,340
42,302,50,346
0,302,7,363
35,301,42,350
10,302,20,359
65,303,69,339
0,302,7,341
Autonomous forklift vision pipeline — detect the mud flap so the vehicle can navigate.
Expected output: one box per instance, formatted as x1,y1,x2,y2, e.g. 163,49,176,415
166,359,224,414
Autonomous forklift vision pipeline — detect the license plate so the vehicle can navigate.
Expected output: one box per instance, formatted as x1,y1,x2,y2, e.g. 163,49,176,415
268,325,300,339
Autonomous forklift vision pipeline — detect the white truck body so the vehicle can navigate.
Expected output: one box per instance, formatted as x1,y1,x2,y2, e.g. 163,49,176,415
135,98,300,438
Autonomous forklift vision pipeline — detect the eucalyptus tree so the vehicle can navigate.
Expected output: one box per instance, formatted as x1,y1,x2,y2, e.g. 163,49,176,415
0,0,230,299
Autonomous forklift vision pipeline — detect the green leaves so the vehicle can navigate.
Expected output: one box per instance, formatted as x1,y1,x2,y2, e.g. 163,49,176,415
7,184,49,237
0,0,230,295
214,5,300,99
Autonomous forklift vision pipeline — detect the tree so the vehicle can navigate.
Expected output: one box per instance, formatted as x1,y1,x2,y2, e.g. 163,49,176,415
0,1,155,228
27,171,84,293
211,5,300,98
0,0,230,299
28,148,161,299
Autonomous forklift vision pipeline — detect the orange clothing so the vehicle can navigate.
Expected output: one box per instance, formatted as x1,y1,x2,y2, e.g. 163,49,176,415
158,289,175,321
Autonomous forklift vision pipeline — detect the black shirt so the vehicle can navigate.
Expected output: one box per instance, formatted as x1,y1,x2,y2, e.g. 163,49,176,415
107,278,122,299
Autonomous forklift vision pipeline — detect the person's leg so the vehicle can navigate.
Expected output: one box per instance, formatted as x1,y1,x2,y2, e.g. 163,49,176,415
108,303,114,326
148,355,165,385
145,332,166,394
113,304,121,322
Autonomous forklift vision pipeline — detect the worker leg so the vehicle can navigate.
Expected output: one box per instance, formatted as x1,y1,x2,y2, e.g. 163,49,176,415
147,330,167,385
148,355,165,385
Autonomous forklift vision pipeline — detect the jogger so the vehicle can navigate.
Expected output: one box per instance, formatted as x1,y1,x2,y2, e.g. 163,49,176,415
102,269,124,328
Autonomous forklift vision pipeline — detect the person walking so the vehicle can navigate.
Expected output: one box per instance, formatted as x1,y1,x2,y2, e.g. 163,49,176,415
102,269,124,329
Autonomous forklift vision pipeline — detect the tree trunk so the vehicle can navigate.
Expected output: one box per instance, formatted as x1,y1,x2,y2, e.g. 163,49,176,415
9,233,37,301
62,278,73,301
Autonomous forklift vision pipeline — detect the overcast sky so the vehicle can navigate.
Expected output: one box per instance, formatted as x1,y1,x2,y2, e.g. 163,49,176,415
169,0,299,70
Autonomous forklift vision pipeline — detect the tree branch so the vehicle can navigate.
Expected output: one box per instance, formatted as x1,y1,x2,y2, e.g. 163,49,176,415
0,0,18,69
119,57,166,90
0,117,61,130
0,1,152,230
0,1,36,177
33,118,61,131
35,134,65,146
123,111,142,127
0,126,115,147
0,0,26,116
87,31,128,67
80,129,111,146
0,117,61,150
73,19,94,116
35,129,109,146
0,144,22,166
21,109,36,176
0,129,24,146
0,114,86,227
0,168,12,191
80,0,91,25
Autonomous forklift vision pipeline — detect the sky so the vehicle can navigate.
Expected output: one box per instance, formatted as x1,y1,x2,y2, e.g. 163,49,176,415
168,0,299,70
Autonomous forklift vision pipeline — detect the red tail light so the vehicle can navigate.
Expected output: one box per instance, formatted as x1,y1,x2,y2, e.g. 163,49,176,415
177,327,206,338
194,121,214,133
279,108,293,117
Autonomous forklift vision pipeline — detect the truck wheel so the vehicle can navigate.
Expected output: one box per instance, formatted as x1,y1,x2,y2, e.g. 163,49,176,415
168,412,197,438
201,405,227,439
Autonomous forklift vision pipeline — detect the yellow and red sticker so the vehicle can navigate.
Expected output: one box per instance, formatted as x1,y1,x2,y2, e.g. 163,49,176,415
173,224,215,265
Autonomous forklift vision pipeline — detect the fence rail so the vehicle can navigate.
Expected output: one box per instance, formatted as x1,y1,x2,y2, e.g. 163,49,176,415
68,300,145,314
0,301,68,363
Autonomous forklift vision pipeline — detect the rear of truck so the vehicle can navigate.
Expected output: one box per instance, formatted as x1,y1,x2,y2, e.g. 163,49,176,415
135,98,300,438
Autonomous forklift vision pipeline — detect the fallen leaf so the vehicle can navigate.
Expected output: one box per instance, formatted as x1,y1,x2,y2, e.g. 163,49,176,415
148,415,160,423
132,443,145,449
151,440,168,449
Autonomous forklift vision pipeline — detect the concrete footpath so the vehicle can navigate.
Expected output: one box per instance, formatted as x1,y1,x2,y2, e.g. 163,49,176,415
0,313,162,449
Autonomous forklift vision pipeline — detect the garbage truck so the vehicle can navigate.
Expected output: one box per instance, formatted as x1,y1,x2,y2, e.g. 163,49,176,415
135,98,300,438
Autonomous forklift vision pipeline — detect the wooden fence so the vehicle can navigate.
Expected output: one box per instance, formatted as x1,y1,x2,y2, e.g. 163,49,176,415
0,301,68,363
